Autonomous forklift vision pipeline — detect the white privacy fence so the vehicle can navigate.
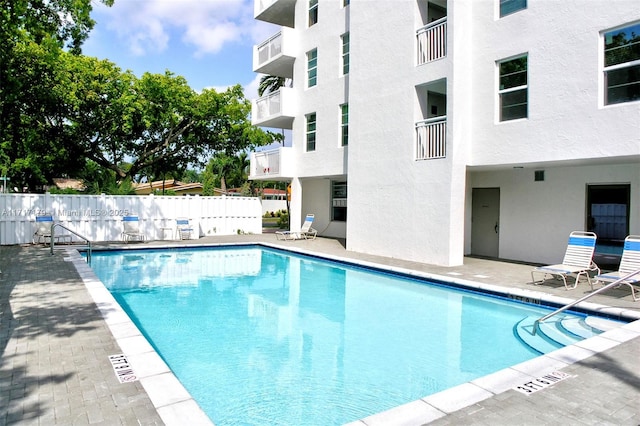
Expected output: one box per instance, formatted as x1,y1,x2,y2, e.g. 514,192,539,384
0,193,263,245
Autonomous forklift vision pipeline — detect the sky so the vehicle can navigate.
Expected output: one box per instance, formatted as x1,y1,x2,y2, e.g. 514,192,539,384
82,0,279,98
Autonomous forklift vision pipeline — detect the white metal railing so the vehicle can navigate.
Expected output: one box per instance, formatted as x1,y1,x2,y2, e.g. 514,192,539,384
252,149,281,177
417,17,447,65
533,268,640,334
254,90,282,122
415,116,447,160
257,31,283,66
50,222,92,263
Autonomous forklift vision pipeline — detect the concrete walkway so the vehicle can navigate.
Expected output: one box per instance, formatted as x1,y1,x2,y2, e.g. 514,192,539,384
1,235,639,425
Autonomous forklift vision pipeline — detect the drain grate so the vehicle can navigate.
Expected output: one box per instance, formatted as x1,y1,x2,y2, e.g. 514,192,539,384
108,354,138,383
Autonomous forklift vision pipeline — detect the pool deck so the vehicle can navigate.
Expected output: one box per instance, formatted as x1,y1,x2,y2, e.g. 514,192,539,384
1,234,639,425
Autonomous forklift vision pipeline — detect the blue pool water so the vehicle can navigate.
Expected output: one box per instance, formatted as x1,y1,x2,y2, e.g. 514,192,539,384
90,246,588,425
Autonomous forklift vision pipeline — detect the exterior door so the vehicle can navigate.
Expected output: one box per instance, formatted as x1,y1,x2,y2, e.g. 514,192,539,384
471,188,500,258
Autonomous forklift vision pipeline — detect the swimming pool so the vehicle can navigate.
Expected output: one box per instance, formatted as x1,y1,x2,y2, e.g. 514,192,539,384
89,246,615,425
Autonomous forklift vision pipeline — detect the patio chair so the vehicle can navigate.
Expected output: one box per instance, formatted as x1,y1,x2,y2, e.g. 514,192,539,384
33,215,54,244
531,231,599,290
33,215,73,245
176,218,194,240
594,235,640,301
122,216,146,243
276,214,317,241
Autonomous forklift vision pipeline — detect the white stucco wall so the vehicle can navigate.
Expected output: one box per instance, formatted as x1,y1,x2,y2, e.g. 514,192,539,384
469,0,640,166
467,163,640,264
289,0,349,180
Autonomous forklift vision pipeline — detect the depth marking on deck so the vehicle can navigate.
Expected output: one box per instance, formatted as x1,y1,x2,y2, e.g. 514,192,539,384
513,371,570,395
108,354,138,383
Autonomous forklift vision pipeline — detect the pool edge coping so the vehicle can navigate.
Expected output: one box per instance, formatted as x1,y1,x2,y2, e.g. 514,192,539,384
67,243,640,426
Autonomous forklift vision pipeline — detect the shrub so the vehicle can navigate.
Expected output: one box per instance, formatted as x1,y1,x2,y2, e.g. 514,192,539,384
277,213,289,229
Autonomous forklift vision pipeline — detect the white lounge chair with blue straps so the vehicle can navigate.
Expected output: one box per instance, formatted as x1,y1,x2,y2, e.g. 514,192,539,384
176,218,194,240
122,215,146,243
595,235,640,301
33,214,72,244
531,231,599,290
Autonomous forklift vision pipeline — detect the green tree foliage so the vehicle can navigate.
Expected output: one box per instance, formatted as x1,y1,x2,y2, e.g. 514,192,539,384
1,0,112,191
201,151,253,195
57,60,272,184
1,0,274,192
258,75,286,96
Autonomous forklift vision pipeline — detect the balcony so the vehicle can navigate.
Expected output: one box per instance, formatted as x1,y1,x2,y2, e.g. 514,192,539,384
252,87,295,129
415,116,446,160
417,17,447,65
253,29,296,78
254,0,295,27
249,147,294,180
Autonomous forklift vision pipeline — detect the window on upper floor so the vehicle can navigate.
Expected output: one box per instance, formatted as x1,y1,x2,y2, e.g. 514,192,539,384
342,0,350,7
309,0,318,27
603,22,640,105
331,181,347,222
340,104,349,146
498,55,528,121
307,48,318,88
500,0,526,17
341,32,350,75
306,113,317,152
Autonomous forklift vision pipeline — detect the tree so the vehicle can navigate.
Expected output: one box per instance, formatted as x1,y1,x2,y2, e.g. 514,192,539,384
1,0,275,192
54,59,275,185
258,75,287,97
0,0,113,191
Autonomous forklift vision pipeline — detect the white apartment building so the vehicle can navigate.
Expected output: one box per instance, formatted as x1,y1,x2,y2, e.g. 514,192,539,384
249,0,640,267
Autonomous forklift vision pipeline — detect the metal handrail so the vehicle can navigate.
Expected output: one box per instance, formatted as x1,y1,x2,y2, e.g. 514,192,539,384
533,268,640,335
50,223,93,264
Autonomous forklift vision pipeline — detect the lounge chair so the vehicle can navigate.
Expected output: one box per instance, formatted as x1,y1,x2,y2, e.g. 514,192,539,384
33,215,72,245
531,231,599,290
176,218,194,240
594,235,640,301
122,216,146,243
276,214,317,241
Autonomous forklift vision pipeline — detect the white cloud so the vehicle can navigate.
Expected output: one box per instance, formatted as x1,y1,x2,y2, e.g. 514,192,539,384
95,0,261,57
243,74,263,99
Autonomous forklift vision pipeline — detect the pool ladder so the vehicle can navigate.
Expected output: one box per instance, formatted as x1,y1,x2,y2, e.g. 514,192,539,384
533,268,640,335
49,223,93,264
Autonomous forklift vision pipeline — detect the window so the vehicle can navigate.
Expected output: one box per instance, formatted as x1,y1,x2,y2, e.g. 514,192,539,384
307,49,318,88
340,104,349,146
604,22,640,105
498,55,528,121
341,33,350,75
306,113,316,152
499,0,526,17
342,0,350,8
331,181,347,222
308,0,318,26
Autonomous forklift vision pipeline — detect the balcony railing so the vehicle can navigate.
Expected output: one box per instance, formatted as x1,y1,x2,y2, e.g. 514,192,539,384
252,88,294,129
257,32,282,65
417,17,447,65
251,149,281,177
253,29,295,77
415,116,446,160
254,91,282,122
